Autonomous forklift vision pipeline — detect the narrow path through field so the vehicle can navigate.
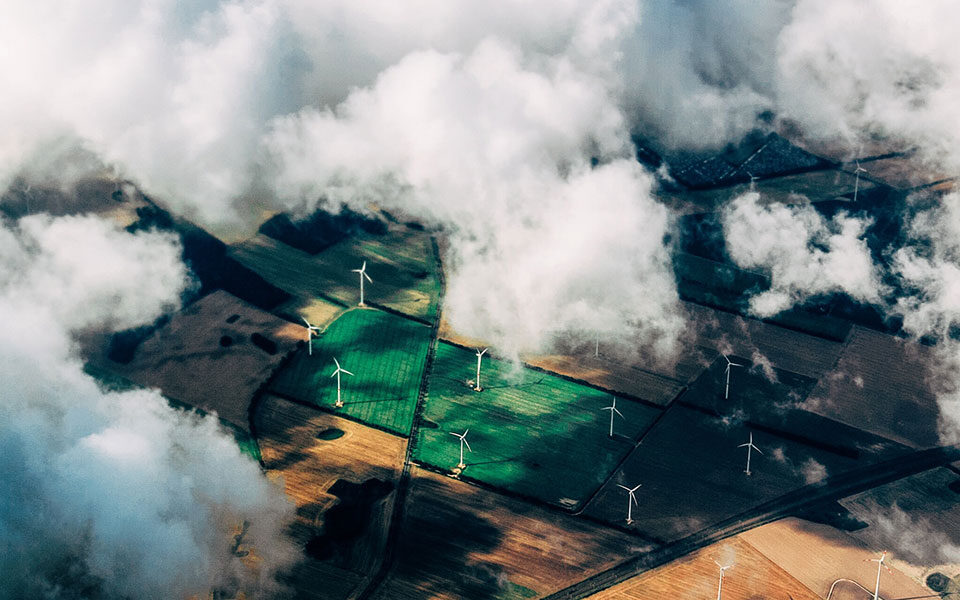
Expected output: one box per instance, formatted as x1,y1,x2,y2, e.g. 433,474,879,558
353,236,445,600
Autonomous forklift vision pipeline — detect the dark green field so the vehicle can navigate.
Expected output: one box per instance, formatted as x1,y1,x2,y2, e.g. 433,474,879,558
413,342,663,508
229,227,442,321
269,308,432,435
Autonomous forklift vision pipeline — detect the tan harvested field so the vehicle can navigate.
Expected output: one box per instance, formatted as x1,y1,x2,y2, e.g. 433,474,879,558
855,155,952,190
741,518,934,600
586,535,820,600
254,395,407,599
91,290,300,432
839,467,960,582
806,326,940,448
371,468,639,600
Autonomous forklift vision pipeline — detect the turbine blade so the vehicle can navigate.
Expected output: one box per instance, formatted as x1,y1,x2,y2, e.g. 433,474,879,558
738,443,750,448
617,484,630,491
613,408,624,418
334,357,341,368
362,261,367,270
463,439,472,452
301,317,311,326
463,429,469,436
630,494,638,507
631,484,642,492
330,369,338,377
364,272,372,282
752,444,762,454
342,369,354,376
450,432,459,438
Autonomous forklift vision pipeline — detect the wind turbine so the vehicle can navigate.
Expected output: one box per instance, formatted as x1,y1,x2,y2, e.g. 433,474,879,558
601,398,624,438
352,261,373,306
747,170,758,190
616,483,641,524
301,317,321,355
722,354,743,400
329,357,354,408
866,551,892,600
714,561,732,600
853,160,868,202
451,429,472,469
738,432,763,476
474,348,488,391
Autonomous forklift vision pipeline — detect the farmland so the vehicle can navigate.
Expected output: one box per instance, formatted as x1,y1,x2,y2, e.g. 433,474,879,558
269,308,432,435
585,535,819,600
370,469,638,600
838,467,960,582
229,223,441,322
254,395,407,600
413,342,663,507
87,290,301,433
583,404,862,542
741,518,935,600
805,326,941,448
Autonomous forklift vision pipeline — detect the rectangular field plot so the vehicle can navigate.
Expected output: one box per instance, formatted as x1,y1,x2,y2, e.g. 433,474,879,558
679,354,908,462
230,226,441,321
587,535,819,600
268,308,432,435
371,469,636,600
583,405,861,542
413,342,663,507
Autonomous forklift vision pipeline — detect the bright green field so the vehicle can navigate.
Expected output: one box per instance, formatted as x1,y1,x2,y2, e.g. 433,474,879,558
414,343,663,508
268,308,432,435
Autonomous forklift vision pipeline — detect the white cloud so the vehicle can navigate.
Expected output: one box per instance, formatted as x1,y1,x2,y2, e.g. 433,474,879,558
0,215,297,598
722,192,884,318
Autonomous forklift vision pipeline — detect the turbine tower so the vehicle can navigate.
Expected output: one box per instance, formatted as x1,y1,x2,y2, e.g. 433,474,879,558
867,551,892,600
616,483,641,524
451,429,472,469
853,160,868,203
329,357,354,408
474,348,488,391
352,261,373,306
301,317,321,356
714,561,732,600
601,398,624,438
722,354,743,400
738,432,763,476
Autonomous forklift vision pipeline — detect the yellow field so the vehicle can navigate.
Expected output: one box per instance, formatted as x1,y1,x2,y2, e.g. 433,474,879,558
587,536,819,600
254,395,407,600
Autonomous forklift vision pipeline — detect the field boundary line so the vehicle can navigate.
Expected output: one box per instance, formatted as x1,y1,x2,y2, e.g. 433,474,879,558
541,444,960,600
436,337,668,411
265,390,410,439
353,235,446,600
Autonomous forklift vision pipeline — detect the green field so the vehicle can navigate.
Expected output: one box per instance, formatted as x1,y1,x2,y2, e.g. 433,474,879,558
268,308,433,435
229,227,441,321
413,342,663,508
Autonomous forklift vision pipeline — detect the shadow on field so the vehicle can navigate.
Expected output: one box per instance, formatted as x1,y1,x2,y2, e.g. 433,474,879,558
387,476,510,600
305,478,394,562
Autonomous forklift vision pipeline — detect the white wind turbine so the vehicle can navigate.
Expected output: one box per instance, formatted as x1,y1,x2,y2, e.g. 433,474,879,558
352,261,373,306
301,317,321,356
617,483,641,524
330,357,354,408
451,429,472,469
601,398,624,438
474,348,488,391
715,561,732,600
722,354,743,400
853,160,868,202
738,432,762,476
866,551,892,600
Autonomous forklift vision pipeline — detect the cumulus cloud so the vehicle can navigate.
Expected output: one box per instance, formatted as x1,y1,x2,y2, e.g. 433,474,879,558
721,192,884,318
776,0,960,167
265,38,685,358
0,214,297,598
